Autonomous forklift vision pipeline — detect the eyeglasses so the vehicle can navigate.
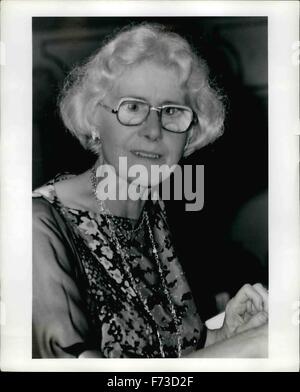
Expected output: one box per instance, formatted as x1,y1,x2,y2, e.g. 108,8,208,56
99,97,197,133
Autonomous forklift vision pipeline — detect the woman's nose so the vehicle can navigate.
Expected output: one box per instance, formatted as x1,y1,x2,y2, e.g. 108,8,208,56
138,110,162,141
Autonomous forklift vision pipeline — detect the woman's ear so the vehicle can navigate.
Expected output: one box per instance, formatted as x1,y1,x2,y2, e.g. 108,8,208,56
87,98,102,134
183,128,195,157
183,125,208,158
183,144,195,158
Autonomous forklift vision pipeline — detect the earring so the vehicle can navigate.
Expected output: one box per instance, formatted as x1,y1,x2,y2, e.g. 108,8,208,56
91,130,100,142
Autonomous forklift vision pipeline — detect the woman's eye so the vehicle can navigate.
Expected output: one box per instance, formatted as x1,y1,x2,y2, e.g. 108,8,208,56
165,107,179,116
125,102,141,112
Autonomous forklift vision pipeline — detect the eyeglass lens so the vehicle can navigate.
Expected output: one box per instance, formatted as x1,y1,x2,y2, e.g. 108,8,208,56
117,100,193,132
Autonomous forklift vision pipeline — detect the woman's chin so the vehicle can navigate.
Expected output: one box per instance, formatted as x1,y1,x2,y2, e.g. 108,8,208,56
128,173,171,189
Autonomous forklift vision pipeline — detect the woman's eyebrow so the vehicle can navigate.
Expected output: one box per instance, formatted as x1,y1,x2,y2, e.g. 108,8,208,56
160,100,187,106
119,95,148,102
118,96,187,106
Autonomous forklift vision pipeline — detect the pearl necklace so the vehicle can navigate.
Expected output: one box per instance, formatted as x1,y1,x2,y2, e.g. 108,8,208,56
90,166,182,358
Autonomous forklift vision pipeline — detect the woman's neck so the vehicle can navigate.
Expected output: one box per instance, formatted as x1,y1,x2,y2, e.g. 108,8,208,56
53,167,148,220
101,198,147,220
90,160,149,220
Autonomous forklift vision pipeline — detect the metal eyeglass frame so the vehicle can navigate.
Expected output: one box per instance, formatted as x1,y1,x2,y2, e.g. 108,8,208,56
98,97,198,133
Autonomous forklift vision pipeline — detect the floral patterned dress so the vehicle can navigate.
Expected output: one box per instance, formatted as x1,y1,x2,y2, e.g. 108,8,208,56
32,174,205,358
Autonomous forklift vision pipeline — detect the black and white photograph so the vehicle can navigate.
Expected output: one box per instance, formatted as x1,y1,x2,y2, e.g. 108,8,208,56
1,0,299,372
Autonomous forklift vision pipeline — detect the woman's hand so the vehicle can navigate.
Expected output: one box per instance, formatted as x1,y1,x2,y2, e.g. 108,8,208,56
221,283,268,339
189,323,268,358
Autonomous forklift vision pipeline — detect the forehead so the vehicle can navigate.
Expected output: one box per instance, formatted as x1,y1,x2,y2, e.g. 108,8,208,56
110,61,187,105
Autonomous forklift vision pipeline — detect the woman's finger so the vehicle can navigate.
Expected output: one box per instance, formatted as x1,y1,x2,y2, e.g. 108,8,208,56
253,283,268,312
246,300,252,315
237,311,268,334
233,284,264,313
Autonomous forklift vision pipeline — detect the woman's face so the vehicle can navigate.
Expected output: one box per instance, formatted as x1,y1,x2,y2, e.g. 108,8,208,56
93,61,189,187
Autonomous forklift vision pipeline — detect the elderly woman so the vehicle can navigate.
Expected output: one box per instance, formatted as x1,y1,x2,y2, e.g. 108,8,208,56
33,23,268,358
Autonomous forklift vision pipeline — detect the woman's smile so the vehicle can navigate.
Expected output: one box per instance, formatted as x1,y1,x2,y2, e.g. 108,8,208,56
130,150,163,160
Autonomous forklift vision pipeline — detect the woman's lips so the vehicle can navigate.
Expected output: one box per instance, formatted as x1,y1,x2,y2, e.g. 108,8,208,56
131,150,162,160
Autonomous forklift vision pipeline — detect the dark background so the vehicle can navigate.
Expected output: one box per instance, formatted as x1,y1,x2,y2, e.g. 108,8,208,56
32,17,268,320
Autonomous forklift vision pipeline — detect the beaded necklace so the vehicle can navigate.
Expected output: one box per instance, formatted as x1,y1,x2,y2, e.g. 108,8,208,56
90,166,182,358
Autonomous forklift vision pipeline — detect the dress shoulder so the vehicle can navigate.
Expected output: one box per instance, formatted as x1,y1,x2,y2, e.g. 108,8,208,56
32,191,95,358
33,195,58,219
